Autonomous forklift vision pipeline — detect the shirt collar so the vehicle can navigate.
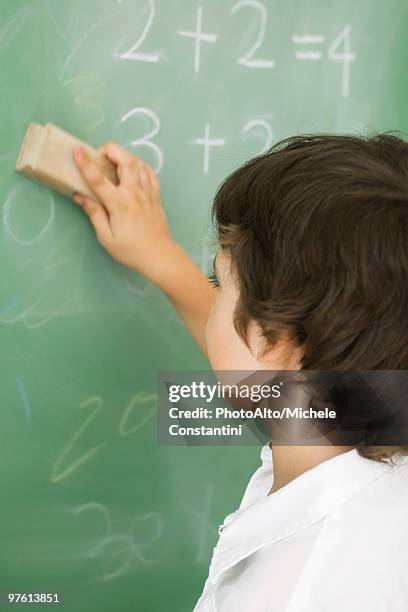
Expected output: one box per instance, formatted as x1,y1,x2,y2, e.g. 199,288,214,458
209,447,394,584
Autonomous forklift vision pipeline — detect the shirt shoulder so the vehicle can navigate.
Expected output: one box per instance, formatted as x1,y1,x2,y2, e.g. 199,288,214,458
212,521,323,612
238,443,273,511
286,459,408,611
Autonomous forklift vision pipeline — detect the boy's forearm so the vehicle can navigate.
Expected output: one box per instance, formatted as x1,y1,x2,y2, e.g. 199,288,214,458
141,240,216,357
70,145,214,354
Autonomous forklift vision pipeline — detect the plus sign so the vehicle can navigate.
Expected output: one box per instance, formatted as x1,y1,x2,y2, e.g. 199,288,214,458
193,123,226,175
177,6,217,74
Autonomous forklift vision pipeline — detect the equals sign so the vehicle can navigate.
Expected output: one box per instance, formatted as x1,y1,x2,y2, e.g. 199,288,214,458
292,34,325,60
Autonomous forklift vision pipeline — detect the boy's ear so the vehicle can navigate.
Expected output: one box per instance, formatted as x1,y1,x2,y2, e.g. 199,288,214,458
245,319,267,359
248,321,303,370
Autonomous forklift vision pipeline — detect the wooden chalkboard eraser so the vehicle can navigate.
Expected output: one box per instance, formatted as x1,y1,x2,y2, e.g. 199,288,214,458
15,122,118,203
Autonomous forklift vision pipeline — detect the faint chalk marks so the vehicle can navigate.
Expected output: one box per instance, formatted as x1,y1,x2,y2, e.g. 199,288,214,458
43,0,69,43
0,290,75,329
23,296,75,329
51,396,107,484
16,376,32,423
130,512,163,566
63,75,106,132
121,276,175,329
0,295,43,325
118,391,157,436
72,502,112,558
242,117,274,154
180,484,217,562
3,185,55,246
70,502,163,580
0,6,31,55
122,276,153,299
58,9,121,83
43,222,83,272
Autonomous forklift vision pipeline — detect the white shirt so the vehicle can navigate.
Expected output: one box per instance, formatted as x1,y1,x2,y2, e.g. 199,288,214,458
193,445,408,611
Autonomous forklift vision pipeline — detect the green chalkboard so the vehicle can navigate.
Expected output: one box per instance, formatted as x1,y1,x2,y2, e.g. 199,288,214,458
0,0,407,610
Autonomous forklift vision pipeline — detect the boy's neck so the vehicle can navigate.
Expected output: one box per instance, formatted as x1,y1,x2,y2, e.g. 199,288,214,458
268,445,355,494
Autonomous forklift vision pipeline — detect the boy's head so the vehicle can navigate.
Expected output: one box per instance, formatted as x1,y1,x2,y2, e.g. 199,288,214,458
206,131,408,460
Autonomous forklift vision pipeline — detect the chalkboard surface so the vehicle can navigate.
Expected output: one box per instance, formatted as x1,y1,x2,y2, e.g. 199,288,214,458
1,1,407,610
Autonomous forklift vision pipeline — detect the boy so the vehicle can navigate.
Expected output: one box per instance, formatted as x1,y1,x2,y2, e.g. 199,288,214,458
72,133,408,611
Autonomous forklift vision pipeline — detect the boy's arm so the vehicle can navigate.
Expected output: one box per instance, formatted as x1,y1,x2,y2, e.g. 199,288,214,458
72,143,215,356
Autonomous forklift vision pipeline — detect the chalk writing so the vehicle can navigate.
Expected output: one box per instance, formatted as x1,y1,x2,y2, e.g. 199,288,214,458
119,0,160,62
328,26,354,98
177,6,217,75
120,107,163,172
16,376,32,424
118,391,157,436
51,396,107,484
72,503,163,580
231,1,275,69
0,6,31,55
180,484,217,563
193,123,226,175
3,185,55,246
242,117,274,154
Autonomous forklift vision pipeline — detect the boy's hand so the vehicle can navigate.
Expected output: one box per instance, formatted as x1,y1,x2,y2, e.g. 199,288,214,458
73,141,215,357
72,143,174,279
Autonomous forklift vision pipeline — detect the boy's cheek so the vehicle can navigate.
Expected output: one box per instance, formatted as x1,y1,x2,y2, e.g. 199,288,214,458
205,304,220,367
206,301,231,369
206,301,263,371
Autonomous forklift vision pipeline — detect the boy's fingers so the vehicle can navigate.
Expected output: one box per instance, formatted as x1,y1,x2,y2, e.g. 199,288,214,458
147,166,160,199
138,165,151,192
99,142,143,189
99,142,136,166
72,193,111,243
73,147,117,212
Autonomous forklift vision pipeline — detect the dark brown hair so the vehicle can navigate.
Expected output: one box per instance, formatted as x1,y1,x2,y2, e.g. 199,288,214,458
212,131,408,462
